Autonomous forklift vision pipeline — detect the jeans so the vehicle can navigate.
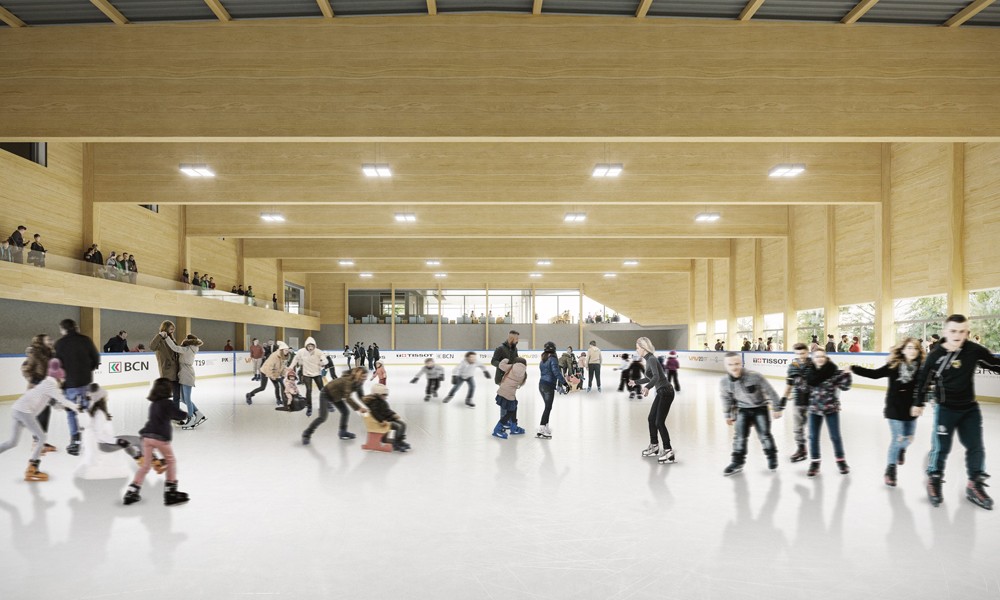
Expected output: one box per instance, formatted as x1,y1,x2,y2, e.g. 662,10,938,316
539,382,556,425
587,364,601,390
732,406,776,461
425,378,441,397
647,387,675,449
808,412,845,461
387,419,407,443
446,377,476,401
0,411,47,462
179,384,199,417
302,375,324,410
887,419,917,466
133,437,176,486
65,386,90,439
792,404,808,446
667,370,680,392
927,403,986,479
304,389,350,437
249,377,283,404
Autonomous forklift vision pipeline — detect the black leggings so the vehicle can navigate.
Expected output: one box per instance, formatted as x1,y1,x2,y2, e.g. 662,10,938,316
249,377,283,403
539,383,556,425
304,390,350,436
667,370,680,391
425,378,441,396
303,375,324,409
647,387,675,449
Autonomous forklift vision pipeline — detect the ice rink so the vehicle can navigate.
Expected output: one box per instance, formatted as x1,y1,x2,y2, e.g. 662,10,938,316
0,365,998,600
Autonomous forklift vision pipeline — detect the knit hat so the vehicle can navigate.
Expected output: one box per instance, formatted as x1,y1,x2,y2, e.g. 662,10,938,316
276,341,290,351
47,358,65,380
668,351,677,357
371,383,389,396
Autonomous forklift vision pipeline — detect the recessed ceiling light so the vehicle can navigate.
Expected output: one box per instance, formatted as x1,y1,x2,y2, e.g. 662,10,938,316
426,260,441,266
259,212,285,222
363,163,392,178
359,273,373,278
434,273,447,278
338,260,354,266
695,212,721,223
537,260,551,266
564,212,587,223
179,163,215,178
529,273,542,278
604,273,617,278
623,260,639,266
592,163,623,178
769,163,806,178
394,213,417,223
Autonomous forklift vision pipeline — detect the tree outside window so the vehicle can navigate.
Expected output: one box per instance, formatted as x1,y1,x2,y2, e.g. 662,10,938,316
839,303,875,351
797,309,824,345
969,289,1000,352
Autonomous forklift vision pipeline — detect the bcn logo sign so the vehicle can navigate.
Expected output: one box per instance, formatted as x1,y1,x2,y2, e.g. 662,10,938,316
108,361,150,373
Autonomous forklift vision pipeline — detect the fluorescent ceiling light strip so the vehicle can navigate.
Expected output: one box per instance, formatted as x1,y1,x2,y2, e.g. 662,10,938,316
339,260,354,266
592,165,609,177
605,164,623,177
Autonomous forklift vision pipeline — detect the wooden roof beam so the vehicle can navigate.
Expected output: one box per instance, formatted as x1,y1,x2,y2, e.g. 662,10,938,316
533,0,543,16
841,0,879,24
203,0,231,23
738,0,766,21
316,0,333,18
636,0,653,18
944,0,996,27
427,0,437,16
89,0,129,25
0,4,26,27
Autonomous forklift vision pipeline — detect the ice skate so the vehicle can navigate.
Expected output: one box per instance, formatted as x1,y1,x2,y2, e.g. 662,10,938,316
491,422,508,439
766,454,779,471
442,395,453,403
424,395,431,402
657,449,676,464
338,429,356,440
836,459,850,475
123,484,141,505
927,473,944,507
24,460,49,482
789,445,807,463
508,422,525,435
301,433,311,445
536,425,552,439
807,461,820,478
164,482,189,506
245,393,253,405
967,475,993,510
723,461,744,476
465,399,476,408
884,465,897,487
641,444,660,458
182,412,206,430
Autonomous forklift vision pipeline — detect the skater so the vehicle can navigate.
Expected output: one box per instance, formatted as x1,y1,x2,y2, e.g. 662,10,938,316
249,338,264,381
123,378,191,506
492,357,528,439
288,337,332,417
850,338,924,487
536,342,568,439
159,331,207,429
781,343,813,463
631,337,676,464
302,367,368,444
558,346,576,379
0,359,80,482
490,330,519,384
410,358,446,401
148,320,182,416
366,343,376,371
344,345,353,369
915,314,1000,510
276,368,307,412
625,354,645,399
362,383,410,452
54,318,101,455
666,350,681,392
443,352,490,407
246,341,291,405
804,349,853,478
21,333,57,455
586,341,602,392
615,353,631,392
81,383,150,466
370,360,387,385
719,352,783,476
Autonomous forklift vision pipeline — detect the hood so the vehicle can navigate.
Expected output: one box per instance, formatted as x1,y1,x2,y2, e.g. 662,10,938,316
276,341,290,351
304,337,317,349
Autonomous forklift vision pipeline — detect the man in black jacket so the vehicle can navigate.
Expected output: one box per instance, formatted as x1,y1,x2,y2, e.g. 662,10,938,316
54,318,101,455
104,330,129,353
7,225,26,264
491,330,520,384
824,334,837,353
915,314,1000,510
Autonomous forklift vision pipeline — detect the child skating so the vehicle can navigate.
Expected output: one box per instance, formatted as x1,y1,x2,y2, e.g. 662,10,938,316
492,357,528,439
443,352,490,407
362,383,411,452
123,378,191,506
371,360,387,385
410,358,446,402
276,368,307,412
719,352,783,476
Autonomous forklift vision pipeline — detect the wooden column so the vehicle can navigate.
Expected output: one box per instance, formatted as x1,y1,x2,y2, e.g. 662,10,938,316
875,143,894,351
784,208,796,349
727,242,737,350
276,261,285,311
485,284,490,350
80,307,100,346
236,239,246,287
437,285,443,350
82,144,100,247
235,322,248,351
530,285,537,350
343,283,349,350
578,284,584,350
176,316,192,339
178,206,189,280
276,326,286,345
825,206,838,347
753,239,764,346
706,260,715,349
948,142,968,317
688,261,697,350
390,283,396,350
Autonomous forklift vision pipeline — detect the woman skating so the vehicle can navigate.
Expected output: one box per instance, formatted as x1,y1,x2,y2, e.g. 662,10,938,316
160,331,207,429
632,337,677,464
536,341,568,439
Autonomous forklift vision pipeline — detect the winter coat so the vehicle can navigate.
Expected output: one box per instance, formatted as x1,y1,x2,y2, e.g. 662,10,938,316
261,348,290,380
21,343,52,385
558,352,577,374
586,346,602,365
453,359,490,380
666,357,680,371
719,370,780,415
103,335,129,353
149,332,179,382
539,355,567,387
852,360,922,421
249,345,265,359
496,359,528,401
490,341,519,384
322,376,365,411
413,365,445,382
162,336,201,387
289,337,329,377
806,361,852,415
362,393,399,423
138,395,188,442
12,377,77,415
54,331,101,389
785,358,813,406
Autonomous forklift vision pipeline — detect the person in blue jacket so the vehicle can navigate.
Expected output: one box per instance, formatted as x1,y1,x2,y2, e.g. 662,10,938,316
536,341,568,439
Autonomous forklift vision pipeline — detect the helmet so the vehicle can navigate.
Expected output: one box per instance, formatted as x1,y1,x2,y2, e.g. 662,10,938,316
543,341,556,353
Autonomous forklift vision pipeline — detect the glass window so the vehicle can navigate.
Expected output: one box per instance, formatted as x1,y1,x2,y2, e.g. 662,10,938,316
763,313,784,351
535,290,579,324
969,288,1000,352
488,289,530,324
796,309,824,345
839,303,875,351
893,294,946,348
284,283,305,315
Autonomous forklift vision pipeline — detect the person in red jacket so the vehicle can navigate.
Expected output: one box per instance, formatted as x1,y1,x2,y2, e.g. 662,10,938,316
665,350,681,392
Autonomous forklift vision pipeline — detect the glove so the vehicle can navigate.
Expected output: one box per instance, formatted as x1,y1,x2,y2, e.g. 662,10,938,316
778,396,787,410
410,378,418,384
482,371,490,379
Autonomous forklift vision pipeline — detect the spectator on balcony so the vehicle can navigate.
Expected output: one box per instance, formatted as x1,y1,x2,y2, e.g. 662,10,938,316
246,286,255,299
0,239,13,263
126,253,138,284
272,293,279,309
199,274,209,290
230,285,237,294
105,252,120,280
7,225,26,264
181,269,190,284
104,331,129,353
237,285,245,296
208,277,216,290
192,272,201,287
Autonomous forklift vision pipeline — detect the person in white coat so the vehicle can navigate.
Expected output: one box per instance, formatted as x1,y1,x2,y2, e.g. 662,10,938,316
160,331,207,429
442,351,491,407
288,337,333,417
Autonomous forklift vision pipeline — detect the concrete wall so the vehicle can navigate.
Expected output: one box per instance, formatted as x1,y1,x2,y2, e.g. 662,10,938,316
582,325,688,352
441,325,483,351
100,309,173,352
311,324,345,351
192,318,237,351
395,325,438,350
0,299,79,354
247,324,277,345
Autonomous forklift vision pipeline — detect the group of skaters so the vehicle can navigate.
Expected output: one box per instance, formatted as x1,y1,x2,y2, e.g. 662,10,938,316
2,315,996,511
344,341,381,371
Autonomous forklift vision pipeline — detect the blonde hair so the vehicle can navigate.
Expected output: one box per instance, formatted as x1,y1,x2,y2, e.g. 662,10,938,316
636,337,655,355
888,337,925,369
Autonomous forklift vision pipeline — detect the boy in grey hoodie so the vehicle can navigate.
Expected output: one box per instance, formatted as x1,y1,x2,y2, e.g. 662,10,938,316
719,352,783,476
410,358,446,402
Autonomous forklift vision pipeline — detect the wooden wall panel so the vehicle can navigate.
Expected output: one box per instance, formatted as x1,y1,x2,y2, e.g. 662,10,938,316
712,259,730,324
834,205,878,305
246,258,279,303
309,278,346,326
0,143,83,259
99,204,181,281
189,237,237,291
791,205,827,309
760,238,786,315
964,143,1000,291
734,239,755,317
890,143,950,299
693,259,707,323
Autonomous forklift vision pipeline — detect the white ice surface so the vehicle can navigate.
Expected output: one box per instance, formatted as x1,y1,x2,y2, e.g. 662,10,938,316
0,366,998,600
